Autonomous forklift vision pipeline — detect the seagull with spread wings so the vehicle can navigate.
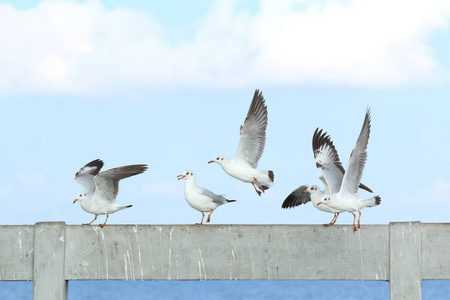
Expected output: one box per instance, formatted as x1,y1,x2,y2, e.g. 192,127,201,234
317,108,381,232
208,89,274,196
282,117,373,227
73,159,148,228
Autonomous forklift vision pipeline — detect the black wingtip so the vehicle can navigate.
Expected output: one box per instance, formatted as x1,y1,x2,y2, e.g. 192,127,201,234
75,159,104,177
312,128,345,174
281,186,311,209
359,183,373,193
85,159,104,169
375,195,381,205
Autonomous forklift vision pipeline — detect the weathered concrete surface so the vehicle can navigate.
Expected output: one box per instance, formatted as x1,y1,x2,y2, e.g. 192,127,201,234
421,223,450,280
64,224,389,281
390,222,422,300
33,222,67,300
0,225,34,280
1,222,450,300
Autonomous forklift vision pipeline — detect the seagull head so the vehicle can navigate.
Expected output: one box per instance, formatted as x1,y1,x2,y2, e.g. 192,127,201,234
73,192,87,204
177,170,194,180
305,185,321,195
208,156,227,165
317,196,331,206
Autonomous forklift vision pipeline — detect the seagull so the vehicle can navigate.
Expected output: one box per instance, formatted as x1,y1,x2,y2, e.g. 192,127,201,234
177,170,236,224
282,128,373,226
208,89,274,196
282,183,343,227
73,159,148,228
316,108,381,232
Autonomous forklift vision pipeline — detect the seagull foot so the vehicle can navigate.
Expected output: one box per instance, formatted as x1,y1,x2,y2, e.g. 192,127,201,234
99,224,105,228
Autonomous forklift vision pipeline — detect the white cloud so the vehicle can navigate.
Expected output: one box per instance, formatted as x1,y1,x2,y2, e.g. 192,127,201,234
0,0,449,96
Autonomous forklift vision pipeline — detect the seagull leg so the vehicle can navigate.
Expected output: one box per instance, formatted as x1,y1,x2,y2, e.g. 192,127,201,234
196,212,205,225
251,182,262,196
99,214,109,228
351,212,357,232
83,215,97,225
253,177,265,193
331,213,340,225
324,213,337,227
357,211,362,229
206,209,214,223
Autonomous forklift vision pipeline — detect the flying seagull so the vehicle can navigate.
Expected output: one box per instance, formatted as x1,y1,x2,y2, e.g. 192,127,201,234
208,89,274,196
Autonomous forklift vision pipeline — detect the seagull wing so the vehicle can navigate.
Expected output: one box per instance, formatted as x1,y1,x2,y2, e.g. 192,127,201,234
200,187,228,205
339,108,371,197
94,164,148,202
282,185,311,208
313,129,345,194
234,89,268,168
74,159,104,194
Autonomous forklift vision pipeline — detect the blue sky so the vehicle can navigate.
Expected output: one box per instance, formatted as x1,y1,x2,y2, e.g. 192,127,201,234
0,0,450,227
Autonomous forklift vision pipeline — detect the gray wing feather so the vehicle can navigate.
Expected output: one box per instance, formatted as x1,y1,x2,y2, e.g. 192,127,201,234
234,89,268,167
339,108,371,196
74,159,104,194
313,129,345,194
199,187,229,205
94,164,148,202
282,185,311,209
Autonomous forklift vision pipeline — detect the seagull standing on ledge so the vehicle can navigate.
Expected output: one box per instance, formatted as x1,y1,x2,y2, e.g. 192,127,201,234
73,159,148,228
282,183,344,227
282,128,373,226
317,108,381,232
208,89,274,196
177,170,236,224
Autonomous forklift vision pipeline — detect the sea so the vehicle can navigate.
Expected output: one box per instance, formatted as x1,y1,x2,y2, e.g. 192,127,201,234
1,280,449,299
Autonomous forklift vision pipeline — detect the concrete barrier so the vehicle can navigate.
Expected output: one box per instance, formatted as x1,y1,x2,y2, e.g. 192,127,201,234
1,222,447,299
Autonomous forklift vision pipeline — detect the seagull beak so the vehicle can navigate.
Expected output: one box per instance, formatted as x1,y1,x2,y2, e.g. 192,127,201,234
317,201,322,206
207,160,214,164
303,190,308,193
177,175,185,180
73,198,79,204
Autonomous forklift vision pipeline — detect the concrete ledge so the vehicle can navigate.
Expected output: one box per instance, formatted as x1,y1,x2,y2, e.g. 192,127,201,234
1,222,449,300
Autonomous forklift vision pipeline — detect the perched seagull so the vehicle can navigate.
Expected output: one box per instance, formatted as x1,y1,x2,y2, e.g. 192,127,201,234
177,170,236,224
282,183,343,227
208,89,274,196
282,129,373,227
73,159,148,228
317,108,381,232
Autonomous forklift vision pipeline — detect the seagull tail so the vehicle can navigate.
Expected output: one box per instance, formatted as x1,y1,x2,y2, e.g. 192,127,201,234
268,170,274,183
363,195,381,207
